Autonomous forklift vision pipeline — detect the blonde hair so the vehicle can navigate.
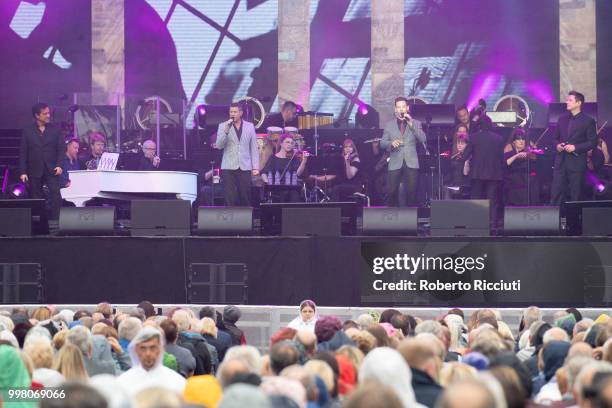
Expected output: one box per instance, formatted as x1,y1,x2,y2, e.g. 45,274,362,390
53,330,68,351
53,343,88,381
24,338,54,369
336,345,365,371
201,317,218,337
439,362,478,386
31,307,52,322
304,360,334,394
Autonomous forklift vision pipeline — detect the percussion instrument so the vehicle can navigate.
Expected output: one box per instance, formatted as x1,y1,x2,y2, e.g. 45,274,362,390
283,126,299,134
297,112,334,129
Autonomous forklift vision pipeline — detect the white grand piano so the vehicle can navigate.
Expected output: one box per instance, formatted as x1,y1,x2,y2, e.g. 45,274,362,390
61,170,198,207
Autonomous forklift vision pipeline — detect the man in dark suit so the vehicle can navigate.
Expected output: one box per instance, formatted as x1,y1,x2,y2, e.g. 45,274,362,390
138,140,161,171
379,97,427,206
463,116,505,225
550,90,598,205
19,103,64,220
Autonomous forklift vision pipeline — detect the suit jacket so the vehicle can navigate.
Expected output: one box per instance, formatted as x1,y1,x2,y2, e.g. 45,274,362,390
19,123,65,177
215,120,259,171
553,111,597,171
463,129,505,181
379,118,426,170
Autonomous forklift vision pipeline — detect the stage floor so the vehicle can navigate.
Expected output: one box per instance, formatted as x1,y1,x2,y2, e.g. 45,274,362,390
1,235,612,308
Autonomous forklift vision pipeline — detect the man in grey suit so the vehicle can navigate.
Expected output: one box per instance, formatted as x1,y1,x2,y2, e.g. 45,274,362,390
379,97,427,206
215,102,259,206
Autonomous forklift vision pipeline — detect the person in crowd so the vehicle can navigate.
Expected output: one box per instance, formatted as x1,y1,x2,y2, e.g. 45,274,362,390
160,318,196,378
53,343,89,382
66,325,116,376
117,326,186,397
398,337,444,407
199,306,234,351
288,300,318,332
23,337,65,387
118,317,142,353
201,317,228,363
223,305,246,346
172,309,213,375
183,374,223,408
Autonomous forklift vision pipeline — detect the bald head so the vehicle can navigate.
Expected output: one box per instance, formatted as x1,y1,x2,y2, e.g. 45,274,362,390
296,330,317,354
543,327,570,344
437,380,496,408
218,358,250,388
568,342,593,359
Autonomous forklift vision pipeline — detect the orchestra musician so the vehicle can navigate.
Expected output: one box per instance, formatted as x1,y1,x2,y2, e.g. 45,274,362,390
261,134,308,202
138,140,161,171
443,125,470,199
85,132,107,170
331,139,363,202
503,129,539,205
261,100,299,129
379,96,427,206
60,137,83,189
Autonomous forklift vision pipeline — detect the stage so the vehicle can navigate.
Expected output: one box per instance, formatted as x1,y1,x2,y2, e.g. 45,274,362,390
2,235,612,308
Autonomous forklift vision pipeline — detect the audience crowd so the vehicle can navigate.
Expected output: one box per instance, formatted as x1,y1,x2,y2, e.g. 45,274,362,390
1,301,612,408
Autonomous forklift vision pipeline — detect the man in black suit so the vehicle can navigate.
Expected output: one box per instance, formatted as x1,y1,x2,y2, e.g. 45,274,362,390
550,90,598,205
463,116,505,225
19,103,64,220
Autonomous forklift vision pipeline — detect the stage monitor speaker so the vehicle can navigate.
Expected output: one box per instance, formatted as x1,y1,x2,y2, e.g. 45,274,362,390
362,207,417,236
59,207,115,235
187,263,247,304
196,207,253,236
0,208,31,237
131,200,191,236
503,206,560,236
0,199,48,235
582,207,612,236
430,200,490,236
282,207,341,236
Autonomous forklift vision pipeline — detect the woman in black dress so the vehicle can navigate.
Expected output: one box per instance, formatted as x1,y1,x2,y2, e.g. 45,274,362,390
504,130,538,205
262,134,308,202
331,139,363,201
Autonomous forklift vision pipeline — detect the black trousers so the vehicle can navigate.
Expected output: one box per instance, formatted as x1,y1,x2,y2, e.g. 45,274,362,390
387,163,418,207
222,169,252,206
550,164,584,205
30,171,61,220
471,179,500,224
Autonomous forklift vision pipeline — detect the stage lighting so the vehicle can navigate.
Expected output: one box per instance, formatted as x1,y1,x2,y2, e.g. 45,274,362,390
355,104,379,129
9,182,27,198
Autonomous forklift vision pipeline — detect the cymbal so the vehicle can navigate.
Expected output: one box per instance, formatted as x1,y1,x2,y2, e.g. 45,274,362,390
363,138,382,144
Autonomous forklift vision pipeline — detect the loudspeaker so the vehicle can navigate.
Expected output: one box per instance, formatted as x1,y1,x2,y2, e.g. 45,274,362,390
430,200,490,236
131,200,191,236
503,206,560,235
0,263,44,303
0,208,31,236
582,207,612,236
362,207,417,236
187,263,247,303
0,199,48,235
59,207,115,235
196,207,253,235
282,207,341,236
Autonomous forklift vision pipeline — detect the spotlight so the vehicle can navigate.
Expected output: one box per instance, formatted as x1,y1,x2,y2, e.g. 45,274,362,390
355,104,379,129
596,183,606,194
295,104,304,113
9,182,27,198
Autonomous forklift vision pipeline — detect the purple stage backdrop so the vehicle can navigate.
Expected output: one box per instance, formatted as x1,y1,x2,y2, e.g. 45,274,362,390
4,0,612,130
0,0,92,129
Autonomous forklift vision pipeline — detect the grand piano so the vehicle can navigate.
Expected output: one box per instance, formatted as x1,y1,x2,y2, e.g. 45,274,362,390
61,170,198,207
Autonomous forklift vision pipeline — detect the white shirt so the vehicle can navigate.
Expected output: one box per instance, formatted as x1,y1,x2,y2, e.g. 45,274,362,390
118,364,186,397
288,317,317,332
